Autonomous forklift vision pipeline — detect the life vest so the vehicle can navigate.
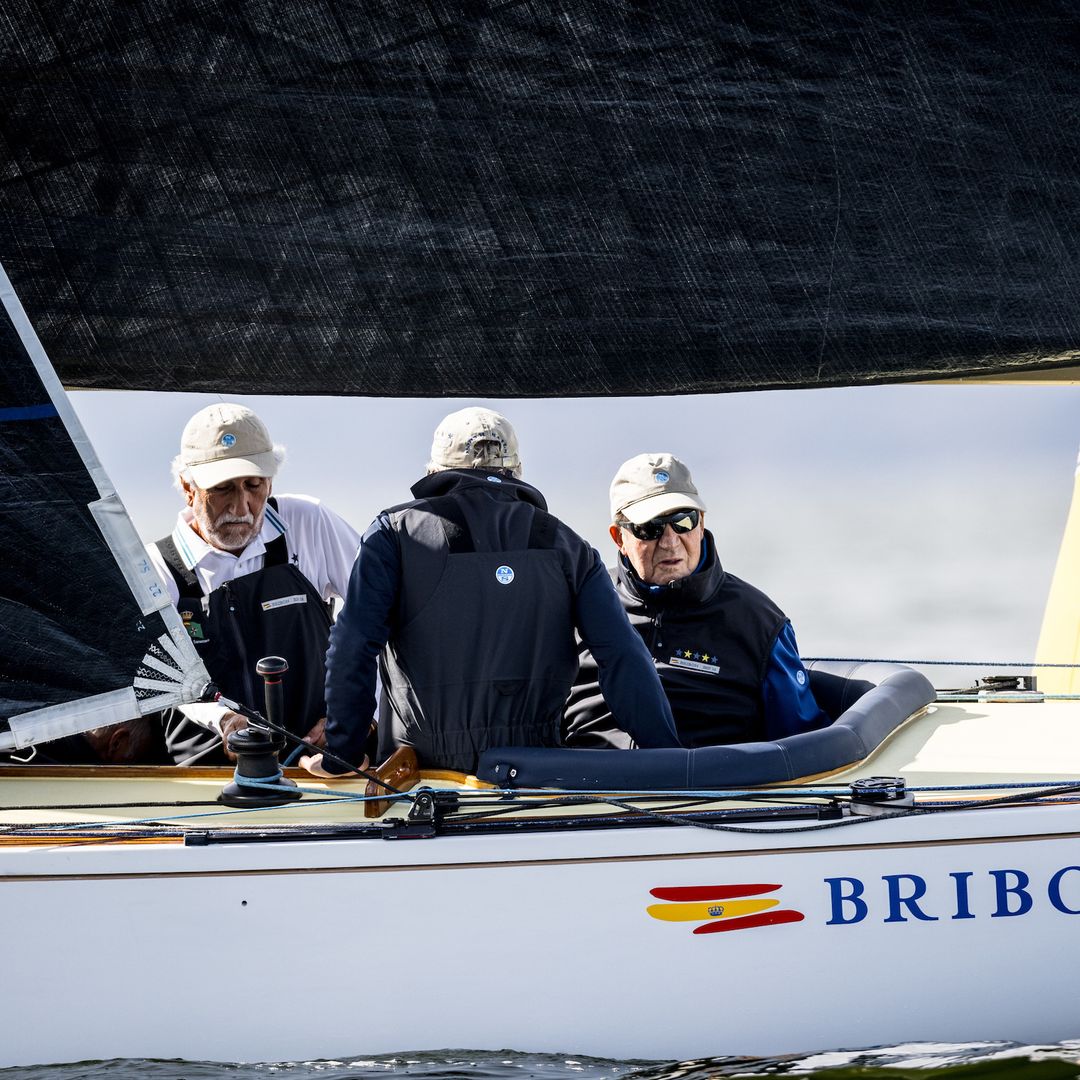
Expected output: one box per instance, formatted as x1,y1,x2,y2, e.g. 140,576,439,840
566,535,787,748
154,504,333,764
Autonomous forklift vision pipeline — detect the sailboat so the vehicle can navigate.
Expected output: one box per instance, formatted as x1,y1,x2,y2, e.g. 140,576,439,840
4,2,1080,1069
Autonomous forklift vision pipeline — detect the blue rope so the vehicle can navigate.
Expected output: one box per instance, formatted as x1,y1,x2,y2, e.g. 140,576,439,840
225,778,403,802
232,770,284,785
282,744,305,767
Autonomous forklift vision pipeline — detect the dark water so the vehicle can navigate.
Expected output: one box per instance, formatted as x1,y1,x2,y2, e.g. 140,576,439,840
5,1045,1080,1080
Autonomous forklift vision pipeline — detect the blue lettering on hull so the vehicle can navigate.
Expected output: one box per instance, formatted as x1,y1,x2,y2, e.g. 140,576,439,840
823,866,1080,924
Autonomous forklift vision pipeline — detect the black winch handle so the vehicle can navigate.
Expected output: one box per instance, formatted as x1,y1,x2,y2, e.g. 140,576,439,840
255,655,289,734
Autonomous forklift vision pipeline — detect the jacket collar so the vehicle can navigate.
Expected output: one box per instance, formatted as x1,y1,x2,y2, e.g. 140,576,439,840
617,529,725,607
411,468,549,511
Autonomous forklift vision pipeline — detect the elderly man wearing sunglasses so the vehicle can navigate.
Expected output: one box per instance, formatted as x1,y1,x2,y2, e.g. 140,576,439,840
565,453,827,749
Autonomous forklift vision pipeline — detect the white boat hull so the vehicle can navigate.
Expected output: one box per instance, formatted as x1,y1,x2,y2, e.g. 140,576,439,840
5,798,1080,1066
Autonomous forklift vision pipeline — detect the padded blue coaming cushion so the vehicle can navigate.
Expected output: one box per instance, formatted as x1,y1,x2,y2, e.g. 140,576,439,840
475,661,935,790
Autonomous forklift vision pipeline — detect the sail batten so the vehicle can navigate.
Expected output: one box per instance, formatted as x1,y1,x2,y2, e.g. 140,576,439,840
0,263,210,742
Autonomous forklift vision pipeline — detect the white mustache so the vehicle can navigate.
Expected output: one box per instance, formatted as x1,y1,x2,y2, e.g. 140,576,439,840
215,512,255,527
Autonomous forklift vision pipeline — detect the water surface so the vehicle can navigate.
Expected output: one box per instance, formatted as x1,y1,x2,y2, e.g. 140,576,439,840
7,1043,1080,1080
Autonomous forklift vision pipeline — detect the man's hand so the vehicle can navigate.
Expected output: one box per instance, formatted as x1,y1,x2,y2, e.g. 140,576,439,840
300,752,369,778
220,711,248,761
301,716,327,750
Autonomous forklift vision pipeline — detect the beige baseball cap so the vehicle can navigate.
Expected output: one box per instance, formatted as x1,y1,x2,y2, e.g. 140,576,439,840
610,453,707,524
428,406,521,473
180,403,278,488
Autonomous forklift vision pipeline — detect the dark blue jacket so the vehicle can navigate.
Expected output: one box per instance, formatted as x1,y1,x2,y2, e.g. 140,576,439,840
325,470,679,773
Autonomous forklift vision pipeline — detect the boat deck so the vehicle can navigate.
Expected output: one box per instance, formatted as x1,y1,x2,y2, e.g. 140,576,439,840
0,699,1077,834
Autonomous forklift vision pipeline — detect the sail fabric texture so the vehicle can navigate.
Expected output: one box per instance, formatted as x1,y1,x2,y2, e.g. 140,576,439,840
0,266,209,747
2,3,1080,397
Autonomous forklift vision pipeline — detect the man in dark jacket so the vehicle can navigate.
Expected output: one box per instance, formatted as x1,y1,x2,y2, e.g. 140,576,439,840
302,409,680,777
565,453,827,748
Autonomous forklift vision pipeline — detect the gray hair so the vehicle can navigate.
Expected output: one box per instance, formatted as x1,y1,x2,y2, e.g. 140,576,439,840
426,440,522,479
171,444,287,492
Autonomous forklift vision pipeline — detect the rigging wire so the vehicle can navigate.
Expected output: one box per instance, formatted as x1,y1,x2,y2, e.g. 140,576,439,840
3,777,1080,821
577,779,1080,835
5,776,1080,838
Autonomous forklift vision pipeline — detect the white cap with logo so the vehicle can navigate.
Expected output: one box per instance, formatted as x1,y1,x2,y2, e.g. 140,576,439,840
610,452,707,524
180,403,278,489
428,406,521,474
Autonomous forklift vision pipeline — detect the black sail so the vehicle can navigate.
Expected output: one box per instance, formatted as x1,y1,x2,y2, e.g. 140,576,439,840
2,3,1080,397
0,268,208,748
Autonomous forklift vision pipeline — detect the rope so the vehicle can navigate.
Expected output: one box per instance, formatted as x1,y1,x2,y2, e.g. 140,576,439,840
215,693,394,792
588,779,1080,835
229,778,394,801
282,744,305,767
232,770,284,785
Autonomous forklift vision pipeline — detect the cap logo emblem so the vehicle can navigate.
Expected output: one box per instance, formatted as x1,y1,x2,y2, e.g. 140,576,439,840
220,433,236,448
495,565,515,585
486,475,503,483
654,470,670,484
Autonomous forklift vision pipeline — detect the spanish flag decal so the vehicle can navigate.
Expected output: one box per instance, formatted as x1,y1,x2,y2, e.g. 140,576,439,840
647,884,804,934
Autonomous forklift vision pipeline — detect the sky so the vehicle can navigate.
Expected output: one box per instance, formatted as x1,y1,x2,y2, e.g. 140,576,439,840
69,383,1080,690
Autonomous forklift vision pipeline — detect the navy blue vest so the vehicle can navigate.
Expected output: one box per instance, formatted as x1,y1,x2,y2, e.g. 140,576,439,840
565,534,786,748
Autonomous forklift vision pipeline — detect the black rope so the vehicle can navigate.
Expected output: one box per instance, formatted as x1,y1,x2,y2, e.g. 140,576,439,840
582,780,1080,835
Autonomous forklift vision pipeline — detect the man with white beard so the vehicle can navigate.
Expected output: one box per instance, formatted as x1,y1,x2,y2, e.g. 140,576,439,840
147,403,361,764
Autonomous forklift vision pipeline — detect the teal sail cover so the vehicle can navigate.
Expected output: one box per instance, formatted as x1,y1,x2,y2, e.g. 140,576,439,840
0,267,208,748
1,3,1079,398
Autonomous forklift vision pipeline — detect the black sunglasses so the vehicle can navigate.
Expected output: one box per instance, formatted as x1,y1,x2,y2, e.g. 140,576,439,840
622,509,700,542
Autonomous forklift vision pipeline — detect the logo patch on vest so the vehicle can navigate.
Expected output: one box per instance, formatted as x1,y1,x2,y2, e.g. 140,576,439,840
261,594,309,611
670,653,720,675
495,565,515,585
180,609,206,642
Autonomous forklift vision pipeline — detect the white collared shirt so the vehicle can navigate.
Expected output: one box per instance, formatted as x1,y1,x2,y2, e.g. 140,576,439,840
147,493,362,732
